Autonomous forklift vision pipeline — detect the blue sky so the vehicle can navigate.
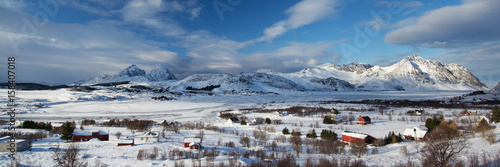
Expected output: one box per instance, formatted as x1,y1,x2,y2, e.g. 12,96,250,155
0,0,499,87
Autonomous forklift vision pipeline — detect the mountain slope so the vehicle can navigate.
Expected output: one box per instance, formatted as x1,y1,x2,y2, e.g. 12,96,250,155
292,55,486,91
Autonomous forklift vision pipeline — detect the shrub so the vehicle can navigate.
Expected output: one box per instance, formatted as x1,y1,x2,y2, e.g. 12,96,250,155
265,118,272,124
421,124,468,167
323,116,333,124
282,127,290,135
320,129,337,141
306,129,317,139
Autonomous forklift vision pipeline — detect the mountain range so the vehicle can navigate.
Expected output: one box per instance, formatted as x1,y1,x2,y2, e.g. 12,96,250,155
82,55,487,92
83,65,176,85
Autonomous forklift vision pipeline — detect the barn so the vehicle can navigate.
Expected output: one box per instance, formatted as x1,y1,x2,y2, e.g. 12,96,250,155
72,130,109,142
117,139,134,146
341,131,375,144
402,125,428,141
358,116,371,125
183,137,202,149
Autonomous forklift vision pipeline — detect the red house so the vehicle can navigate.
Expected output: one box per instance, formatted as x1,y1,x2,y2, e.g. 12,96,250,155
183,137,201,149
72,130,109,142
358,116,371,125
117,140,134,146
460,110,470,116
341,131,375,144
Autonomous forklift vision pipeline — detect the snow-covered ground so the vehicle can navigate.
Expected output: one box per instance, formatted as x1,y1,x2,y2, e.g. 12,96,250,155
0,89,499,166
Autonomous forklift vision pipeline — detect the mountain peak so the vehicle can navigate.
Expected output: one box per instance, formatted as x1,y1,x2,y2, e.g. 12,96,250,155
118,64,146,77
405,54,424,61
84,64,176,84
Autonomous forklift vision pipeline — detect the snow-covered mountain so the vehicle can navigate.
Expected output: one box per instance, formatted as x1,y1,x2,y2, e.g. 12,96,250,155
79,55,486,92
170,73,307,93
491,82,500,93
84,65,176,85
293,55,487,91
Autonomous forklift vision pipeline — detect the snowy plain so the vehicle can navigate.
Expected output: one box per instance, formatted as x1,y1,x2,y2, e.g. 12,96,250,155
0,89,499,167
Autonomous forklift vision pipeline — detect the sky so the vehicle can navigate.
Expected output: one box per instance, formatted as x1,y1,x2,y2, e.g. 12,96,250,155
0,0,499,87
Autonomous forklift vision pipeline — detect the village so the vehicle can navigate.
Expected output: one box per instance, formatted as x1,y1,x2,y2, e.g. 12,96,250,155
1,100,499,167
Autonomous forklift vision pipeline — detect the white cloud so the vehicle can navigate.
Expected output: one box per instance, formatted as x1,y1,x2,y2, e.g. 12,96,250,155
0,8,184,83
241,42,339,73
385,0,500,47
255,0,340,42
120,0,203,37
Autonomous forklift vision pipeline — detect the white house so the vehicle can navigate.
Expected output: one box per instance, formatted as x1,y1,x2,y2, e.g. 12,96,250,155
479,116,494,124
134,131,159,144
0,136,30,152
402,125,428,141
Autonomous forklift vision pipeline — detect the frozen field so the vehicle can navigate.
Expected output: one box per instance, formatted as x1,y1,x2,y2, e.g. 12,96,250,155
0,89,470,122
0,89,499,166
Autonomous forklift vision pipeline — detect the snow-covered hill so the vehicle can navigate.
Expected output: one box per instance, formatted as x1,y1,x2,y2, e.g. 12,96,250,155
170,73,307,93
84,65,176,85
292,55,487,91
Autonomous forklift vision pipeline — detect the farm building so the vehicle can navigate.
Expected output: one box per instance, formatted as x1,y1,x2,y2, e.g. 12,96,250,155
72,130,109,142
0,136,30,152
407,110,424,116
183,137,202,149
402,125,428,141
134,132,159,144
479,116,493,124
227,117,240,124
341,131,375,144
358,116,371,125
117,140,134,146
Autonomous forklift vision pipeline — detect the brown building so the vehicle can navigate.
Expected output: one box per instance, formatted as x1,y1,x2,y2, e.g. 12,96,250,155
72,130,109,142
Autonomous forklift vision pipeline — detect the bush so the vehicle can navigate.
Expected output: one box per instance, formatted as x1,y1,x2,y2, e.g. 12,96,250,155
350,140,368,158
425,115,443,132
323,116,333,124
306,129,317,139
282,127,290,135
492,106,500,122
265,118,272,124
484,130,496,145
239,135,250,148
421,124,468,167
320,129,337,141
53,144,87,167
22,120,53,131
383,131,403,145
241,119,247,125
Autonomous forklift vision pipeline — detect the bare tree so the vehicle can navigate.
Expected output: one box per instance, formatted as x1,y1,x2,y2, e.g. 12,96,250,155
115,131,122,140
239,135,251,148
196,130,205,144
421,125,468,167
53,143,87,167
350,140,368,158
290,134,302,157
483,130,496,145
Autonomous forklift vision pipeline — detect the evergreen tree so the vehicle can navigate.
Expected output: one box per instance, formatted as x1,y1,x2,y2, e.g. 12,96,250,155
320,129,338,140
265,118,272,124
323,116,333,124
425,115,443,132
492,106,500,122
282,127,290,135
306,129,317,138
240,119,247,125
61,121,75,141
